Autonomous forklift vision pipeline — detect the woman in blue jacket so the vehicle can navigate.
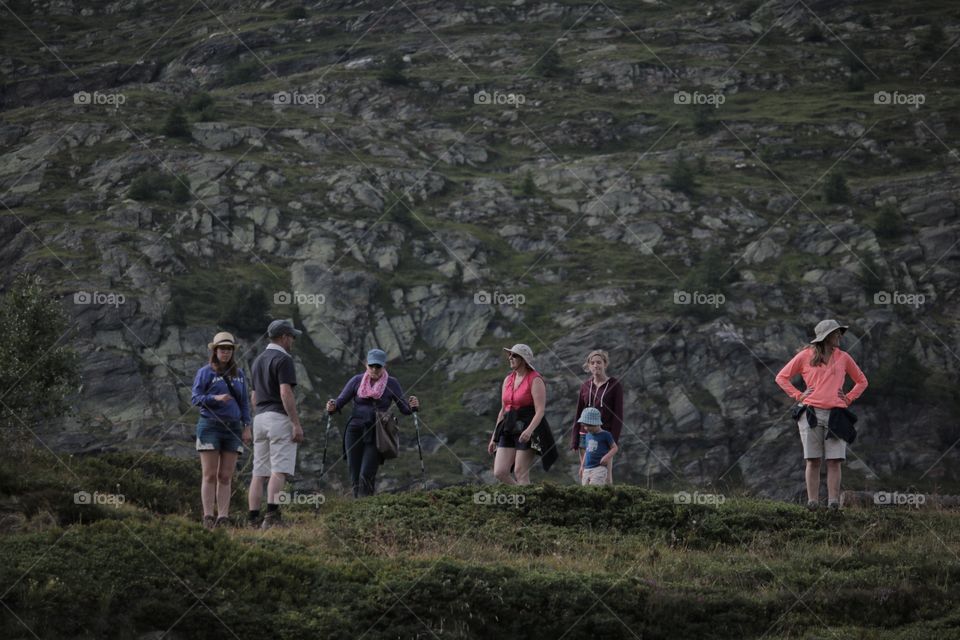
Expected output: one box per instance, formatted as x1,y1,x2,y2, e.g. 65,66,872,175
326,349,419,497
191,331,251,529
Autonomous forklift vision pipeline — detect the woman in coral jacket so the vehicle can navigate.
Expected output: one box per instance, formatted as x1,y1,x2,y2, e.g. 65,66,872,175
775,319,868,511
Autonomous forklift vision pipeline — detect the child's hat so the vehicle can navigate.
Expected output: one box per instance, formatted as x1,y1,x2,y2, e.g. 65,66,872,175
578,407,602,426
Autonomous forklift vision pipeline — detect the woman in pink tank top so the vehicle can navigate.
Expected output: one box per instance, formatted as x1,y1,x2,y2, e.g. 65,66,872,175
487,343,546,485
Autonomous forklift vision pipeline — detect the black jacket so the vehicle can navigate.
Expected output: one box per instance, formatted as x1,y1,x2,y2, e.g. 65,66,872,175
827,407,858,443
495,405,559,472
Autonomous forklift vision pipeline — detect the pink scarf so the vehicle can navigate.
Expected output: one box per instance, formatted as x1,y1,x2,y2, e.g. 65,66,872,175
357,369,389,400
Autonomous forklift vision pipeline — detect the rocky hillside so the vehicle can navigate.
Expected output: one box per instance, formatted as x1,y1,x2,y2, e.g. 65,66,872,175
2,0,959,499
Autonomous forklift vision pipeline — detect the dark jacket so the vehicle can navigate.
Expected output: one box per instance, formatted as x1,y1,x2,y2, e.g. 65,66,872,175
827,407,858,443
517,405,559,472
570,377,624,449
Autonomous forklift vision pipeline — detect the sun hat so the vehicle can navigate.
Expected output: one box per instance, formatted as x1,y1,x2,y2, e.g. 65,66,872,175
810,319,848,344
503,343,535,370
208,331,236,350
578,407,602,426
267,319,302,339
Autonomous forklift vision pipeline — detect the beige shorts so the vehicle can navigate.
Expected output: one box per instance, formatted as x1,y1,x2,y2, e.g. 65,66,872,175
582,466,609,486
252,411,297,477
798,407,846,460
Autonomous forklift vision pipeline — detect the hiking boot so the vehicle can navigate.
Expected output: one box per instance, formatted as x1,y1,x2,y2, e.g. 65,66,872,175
202,515,216,530
828,500,841,511
214,516,231,529
806,500,820,511
260,509,283,530
247,514,263,529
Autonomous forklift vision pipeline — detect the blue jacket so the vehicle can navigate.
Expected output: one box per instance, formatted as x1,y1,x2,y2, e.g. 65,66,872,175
191,364,251,425
333,374,412,430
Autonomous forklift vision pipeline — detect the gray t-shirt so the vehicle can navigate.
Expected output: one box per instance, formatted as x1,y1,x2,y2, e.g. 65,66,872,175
251,344,297,415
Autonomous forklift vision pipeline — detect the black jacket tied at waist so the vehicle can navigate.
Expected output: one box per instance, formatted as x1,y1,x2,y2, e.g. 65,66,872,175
792,404,858,444
493,405,559,472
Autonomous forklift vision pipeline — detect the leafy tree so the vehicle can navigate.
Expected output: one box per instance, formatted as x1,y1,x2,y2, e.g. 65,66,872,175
0,276,81,447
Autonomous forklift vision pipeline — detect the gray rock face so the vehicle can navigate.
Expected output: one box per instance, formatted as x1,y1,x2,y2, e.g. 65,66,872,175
6,0,959,502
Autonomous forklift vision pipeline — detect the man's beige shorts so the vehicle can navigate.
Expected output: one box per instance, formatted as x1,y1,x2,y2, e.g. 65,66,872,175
581,466,609,486
252,411,297,477
798,407,846,460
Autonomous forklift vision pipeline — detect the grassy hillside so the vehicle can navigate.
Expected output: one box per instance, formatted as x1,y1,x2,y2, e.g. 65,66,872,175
2,451,959,639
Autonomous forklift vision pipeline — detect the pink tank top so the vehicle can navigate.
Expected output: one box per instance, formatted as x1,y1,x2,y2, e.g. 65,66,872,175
502,370,542,411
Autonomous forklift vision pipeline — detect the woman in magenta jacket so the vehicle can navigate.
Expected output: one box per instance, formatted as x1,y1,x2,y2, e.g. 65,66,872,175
570,350,623,484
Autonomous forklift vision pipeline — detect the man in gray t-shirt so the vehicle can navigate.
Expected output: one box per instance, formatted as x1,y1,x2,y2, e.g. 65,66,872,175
247,319,304,529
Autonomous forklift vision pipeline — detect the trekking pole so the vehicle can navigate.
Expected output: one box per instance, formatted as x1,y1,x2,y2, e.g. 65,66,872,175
412,406,426,490
321,406,333,479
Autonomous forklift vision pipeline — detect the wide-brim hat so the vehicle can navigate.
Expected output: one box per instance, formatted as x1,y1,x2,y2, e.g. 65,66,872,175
503,343,535,370
578,407,602,426
208,331,236,350
810,319,848,344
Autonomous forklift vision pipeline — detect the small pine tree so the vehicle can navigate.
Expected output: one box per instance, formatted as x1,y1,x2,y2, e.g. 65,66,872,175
874,202,903,239
520,171,536,198
161,106,191,139
219,285,271,337
823,172,850,204
535,48,563,78
379,53,408,86
171,175,191,204
285,6,307,20
666,156,697,195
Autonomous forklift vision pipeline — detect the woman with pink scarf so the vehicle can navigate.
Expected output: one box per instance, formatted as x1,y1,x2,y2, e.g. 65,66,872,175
326,349,419,497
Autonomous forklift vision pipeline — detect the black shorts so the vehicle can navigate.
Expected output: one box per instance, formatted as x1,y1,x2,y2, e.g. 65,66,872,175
497,431,532,451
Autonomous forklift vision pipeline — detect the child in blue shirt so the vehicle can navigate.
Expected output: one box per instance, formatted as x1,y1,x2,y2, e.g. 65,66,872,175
578,407,618,486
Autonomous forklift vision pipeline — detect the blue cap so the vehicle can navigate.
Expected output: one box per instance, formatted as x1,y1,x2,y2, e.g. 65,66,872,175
366,348,387,367
267,319,302,338
578,407,602,426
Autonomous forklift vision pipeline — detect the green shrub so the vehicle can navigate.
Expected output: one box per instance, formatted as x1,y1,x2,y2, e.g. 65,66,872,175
218,284,271,337
665,155,698,195
0,276,80,437
379,53,408,86
535,47,563,78
186,92,214,112
874,202,903,239
128,171,191,203
823,172,850,204
285,5,307,20
160,105,191,138
846,71,866,91
223,60,261,87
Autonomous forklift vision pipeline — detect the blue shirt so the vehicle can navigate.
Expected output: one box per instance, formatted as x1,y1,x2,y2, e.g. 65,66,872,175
191,364,251,425
583,430,615,469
